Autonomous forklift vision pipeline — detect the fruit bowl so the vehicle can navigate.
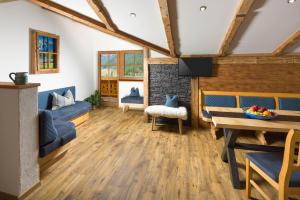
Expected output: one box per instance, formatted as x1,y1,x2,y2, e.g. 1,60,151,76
242,105,277,120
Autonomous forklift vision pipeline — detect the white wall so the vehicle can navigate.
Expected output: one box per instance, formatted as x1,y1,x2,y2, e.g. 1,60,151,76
118,81,144,109
0,1,143,100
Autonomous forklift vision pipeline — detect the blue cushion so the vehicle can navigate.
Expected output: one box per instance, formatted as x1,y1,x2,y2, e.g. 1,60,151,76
121,96,144,104
246,152,300,187
130,87,140,97
165,95,179,108
54,120,76,145
279,98,300,111
38,86,75,110
39,110,58,146
240,96,275,109
39,136,61,157
52,101,91,121
202,110,211,119
39,120,76,157
204,95,236,107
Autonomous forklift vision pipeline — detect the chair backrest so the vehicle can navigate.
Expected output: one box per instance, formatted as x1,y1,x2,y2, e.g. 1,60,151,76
279,129,300,188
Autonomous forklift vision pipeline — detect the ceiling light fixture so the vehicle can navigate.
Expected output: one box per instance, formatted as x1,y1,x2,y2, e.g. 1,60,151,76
287,0,296,3
200,6,207,11
129,13,136,17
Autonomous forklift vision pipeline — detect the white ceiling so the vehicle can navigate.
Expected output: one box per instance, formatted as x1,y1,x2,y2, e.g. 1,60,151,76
52,0,101,21
231,0,300,54
50,0,300,55
175,0,240,55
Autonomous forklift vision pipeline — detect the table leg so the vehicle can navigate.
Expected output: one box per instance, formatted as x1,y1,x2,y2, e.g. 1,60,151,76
221,128,242,189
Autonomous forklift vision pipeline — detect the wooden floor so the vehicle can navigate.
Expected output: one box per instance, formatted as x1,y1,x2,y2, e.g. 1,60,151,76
25,107,289,200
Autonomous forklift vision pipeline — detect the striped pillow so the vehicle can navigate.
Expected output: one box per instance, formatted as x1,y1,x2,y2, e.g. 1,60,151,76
52,90,75,110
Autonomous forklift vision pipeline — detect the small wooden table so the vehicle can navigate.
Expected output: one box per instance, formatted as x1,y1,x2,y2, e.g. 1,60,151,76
205,107,300,189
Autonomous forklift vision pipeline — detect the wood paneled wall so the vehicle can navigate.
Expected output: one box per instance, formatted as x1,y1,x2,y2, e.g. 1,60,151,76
193,62,300,128
199,63,300,93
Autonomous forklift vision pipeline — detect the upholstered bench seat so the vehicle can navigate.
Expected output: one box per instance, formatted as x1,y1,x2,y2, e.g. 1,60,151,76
52,101,91,121
145,105,187,134
201,110,212,120
145,105,188,120
39,111,76,157
121,96,144,104
246,152,300,187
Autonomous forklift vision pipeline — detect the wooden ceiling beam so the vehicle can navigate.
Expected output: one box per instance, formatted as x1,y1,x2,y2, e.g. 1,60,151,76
219,0,256,56
158,0,177,57
86,0,116,32
29,0,170,56
272,30,300,56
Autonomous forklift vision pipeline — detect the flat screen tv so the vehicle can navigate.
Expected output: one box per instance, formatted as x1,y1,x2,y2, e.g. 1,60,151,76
178,57,213,77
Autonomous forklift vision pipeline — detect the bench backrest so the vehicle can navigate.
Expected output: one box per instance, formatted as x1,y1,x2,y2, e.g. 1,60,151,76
38,86,76,110
279,98,300,111
200,90,300,111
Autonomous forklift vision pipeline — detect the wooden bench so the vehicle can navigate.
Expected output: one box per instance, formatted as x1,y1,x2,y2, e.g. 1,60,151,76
199,90,300,144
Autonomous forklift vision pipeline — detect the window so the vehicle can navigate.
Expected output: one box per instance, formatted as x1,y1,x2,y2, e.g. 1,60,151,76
31,29,60,74
100,53,118,78
124,53,143,78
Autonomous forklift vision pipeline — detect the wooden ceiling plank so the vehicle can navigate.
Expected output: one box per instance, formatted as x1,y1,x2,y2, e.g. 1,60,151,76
158,0,176,57
219,0,256,56
86,0,116,32
272,30,300,56
29,0,170,56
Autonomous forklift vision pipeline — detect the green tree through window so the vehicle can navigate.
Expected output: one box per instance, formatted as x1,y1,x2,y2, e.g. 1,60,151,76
124,53,143,78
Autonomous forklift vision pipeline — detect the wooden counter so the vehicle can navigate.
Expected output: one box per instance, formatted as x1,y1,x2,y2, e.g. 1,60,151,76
0,82,40,89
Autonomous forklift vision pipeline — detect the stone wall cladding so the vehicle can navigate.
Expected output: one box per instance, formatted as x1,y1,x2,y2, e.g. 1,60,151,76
149,64,191,125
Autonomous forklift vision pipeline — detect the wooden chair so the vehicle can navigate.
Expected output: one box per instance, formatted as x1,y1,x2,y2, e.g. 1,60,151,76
245,129,300,200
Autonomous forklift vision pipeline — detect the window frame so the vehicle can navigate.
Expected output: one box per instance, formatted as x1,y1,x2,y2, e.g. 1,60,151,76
31,29,60,74
119,50,144,81
98,50,144,83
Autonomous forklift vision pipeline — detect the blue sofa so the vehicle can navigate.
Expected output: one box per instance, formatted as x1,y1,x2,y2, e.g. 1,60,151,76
38,86,91,157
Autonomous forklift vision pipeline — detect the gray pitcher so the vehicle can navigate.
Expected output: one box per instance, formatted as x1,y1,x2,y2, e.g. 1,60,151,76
9,72,28,85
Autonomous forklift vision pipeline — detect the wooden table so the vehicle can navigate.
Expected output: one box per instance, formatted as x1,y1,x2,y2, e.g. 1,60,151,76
205,107,300,189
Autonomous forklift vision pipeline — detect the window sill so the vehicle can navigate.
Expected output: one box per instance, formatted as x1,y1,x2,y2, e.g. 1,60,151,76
119,77,144,82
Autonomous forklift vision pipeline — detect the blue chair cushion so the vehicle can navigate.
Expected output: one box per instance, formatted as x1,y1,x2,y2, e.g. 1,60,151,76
279,98,300,111
51,101,91,121
240,96,275,109
121,96,144,104
38,86,75,110
246,152,300,187
204,95,236,107
39,110,58,146
54,120,76,145
129,87,140,97
165,95,179,108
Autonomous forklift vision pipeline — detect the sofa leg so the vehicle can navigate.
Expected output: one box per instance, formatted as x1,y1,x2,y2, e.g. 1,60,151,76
178,118,183,134
152,117,156,131
210,123,218,140
255,131,267,145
